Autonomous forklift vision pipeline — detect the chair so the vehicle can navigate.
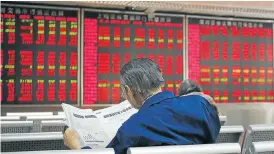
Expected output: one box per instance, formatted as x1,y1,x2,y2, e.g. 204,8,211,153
127,143,241,154
219,116,227,126
1,121,33,134
248,141,274,154
41,120,66,132
1,132,67,152
7,112,53,116
217,125,244,143
1,149,115,154
1,116,22,121
242,124,274,154
26,115,66,121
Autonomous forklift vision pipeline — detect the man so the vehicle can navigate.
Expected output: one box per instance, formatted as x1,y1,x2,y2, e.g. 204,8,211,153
64,58,221,154
178,79,220,116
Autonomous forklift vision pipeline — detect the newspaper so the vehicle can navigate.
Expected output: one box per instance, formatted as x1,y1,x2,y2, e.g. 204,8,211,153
61,100,137,148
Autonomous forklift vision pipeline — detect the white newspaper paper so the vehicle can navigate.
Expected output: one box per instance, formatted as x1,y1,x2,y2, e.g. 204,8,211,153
62,100,137,148
95,100,138,140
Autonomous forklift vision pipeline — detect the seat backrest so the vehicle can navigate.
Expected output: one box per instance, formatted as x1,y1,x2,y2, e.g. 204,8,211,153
41,120,66,132
242,124,274,154
219,116,227,126
1,121,33,134
248,141,274,154
7,112,53,116
127,143,241,154
1,116,21,121
26,115,66,121
217,125,244,143
2,149,115,154
1,132,67,152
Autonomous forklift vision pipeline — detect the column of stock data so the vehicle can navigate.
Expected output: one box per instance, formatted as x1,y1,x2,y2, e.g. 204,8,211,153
84,12,184,105
1,6,79,105
188,17,274,103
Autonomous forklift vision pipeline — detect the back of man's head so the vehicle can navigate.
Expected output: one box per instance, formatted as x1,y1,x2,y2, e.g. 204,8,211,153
120,58,165,99
178,79,202,96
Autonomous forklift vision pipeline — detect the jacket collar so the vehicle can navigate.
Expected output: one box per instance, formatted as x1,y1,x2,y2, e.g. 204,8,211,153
140,90,175,110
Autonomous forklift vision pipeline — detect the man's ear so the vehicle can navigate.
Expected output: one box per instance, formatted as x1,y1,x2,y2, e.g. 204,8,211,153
125,85,133,97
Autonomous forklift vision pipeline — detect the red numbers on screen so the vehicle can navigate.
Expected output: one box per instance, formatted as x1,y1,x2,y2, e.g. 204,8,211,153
7,50,15,76
200,41,210,60
243,42,249,61
84,18,98,104
59,52,66,76
124,28,130,48
70,80,77,102
232,42,240,61
68,17,78,46
243,67,250,85
258,67,265,85
36,51,45,76
98,80,110,102
157,55,164,74
35,16,45,45
135,28,145,48
200,66,210,85
112,54,120,74
251,67,258,85
48,80,55,101
48,51,56,76
148,29,155,49
176,30,183,50
98,53,110,74
7,80,15,102
36,80,44,102
46,16,56,45
158,29,164,49
251,43,257,61
176,56,183,75
98,26,110,47
166,56,173,75
19,79,32,102
58,17,67,46
112,80,120,104
113,27,121,48
222,42,228,60
167,30,174,50
267,67,273,85
232,90,241,103
212,41,219,60
213,66,220,85
58,80,66,102
20,15,33,44
267,44,273,62
20,50,33,77
70,52,77,77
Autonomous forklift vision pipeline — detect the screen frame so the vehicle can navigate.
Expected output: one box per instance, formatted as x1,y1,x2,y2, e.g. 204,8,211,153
185,15,274,103
81,8,186,107
1,3,81,107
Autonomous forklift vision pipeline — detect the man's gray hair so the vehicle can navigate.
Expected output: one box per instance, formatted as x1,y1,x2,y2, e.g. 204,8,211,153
178,79,202,96
120,58,165,99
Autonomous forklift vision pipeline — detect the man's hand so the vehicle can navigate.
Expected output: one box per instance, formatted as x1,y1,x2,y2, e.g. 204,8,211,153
63,128,81,150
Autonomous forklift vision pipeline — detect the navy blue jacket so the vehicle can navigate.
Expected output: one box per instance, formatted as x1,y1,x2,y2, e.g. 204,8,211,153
105,91,221,154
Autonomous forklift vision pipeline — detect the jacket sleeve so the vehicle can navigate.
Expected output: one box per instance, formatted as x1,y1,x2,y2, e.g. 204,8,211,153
106,128,139,154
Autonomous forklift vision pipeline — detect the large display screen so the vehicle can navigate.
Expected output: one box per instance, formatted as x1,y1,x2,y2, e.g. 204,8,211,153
188,16,274,103
1,5,79,105
83,11,184,105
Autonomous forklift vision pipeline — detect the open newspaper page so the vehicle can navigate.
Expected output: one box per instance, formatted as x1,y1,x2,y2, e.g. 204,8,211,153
61,103,110,149
94,100,138,142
